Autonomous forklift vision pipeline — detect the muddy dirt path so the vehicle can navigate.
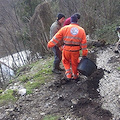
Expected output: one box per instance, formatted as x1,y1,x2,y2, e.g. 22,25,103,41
96,46,120,120
0,45,120,120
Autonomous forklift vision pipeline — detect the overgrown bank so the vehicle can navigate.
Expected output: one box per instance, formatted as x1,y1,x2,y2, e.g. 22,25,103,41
0,56,54,106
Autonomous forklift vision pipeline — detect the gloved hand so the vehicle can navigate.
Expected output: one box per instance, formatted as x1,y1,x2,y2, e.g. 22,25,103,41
47,44,50,49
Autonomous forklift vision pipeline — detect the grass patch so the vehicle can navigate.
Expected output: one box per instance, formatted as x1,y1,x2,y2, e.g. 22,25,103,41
15,62,36,77
117,67,120,71
30,57,53,72
32,72,43,78
9,79,14,84
16,66,26,74
28,61,39,68
33,75,46,81
19,75,30,82
0,57,54,105
0,89,17,106
0,89,3,94
43,115,60,120
15,66,27,76
29,57,53,82
16,57,54,94
37,68,52,75
25,80,45,94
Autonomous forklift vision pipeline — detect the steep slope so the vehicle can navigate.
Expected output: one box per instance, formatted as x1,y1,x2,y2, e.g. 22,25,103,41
0,45,120,120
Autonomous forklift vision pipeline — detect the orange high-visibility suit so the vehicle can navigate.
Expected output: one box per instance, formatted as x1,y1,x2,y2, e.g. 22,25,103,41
48,23,88,79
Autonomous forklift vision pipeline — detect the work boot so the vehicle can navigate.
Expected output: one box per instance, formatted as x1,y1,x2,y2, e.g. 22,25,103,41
73,77,80,83
57,67,65,71
60,77,71,84
52,63,62,74
52,69,61,74
56,63,65,71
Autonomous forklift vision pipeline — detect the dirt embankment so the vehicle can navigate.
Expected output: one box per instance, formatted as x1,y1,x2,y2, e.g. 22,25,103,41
0,44,120,120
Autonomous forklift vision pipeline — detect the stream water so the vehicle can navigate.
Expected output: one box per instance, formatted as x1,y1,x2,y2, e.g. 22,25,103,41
0,50,30,83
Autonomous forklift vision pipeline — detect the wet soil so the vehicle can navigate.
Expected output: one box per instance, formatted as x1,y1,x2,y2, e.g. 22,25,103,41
0,45,120,120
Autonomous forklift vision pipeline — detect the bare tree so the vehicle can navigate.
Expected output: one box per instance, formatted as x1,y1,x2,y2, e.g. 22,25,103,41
58,0,120,36
29,1,54,57
0,0,30,65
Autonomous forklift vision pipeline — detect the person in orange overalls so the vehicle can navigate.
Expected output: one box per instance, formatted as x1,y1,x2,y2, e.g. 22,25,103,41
48,14,88,82
63,13,81,64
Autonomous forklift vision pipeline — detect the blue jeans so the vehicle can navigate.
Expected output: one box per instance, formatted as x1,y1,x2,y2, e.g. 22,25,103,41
52,46,62,68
